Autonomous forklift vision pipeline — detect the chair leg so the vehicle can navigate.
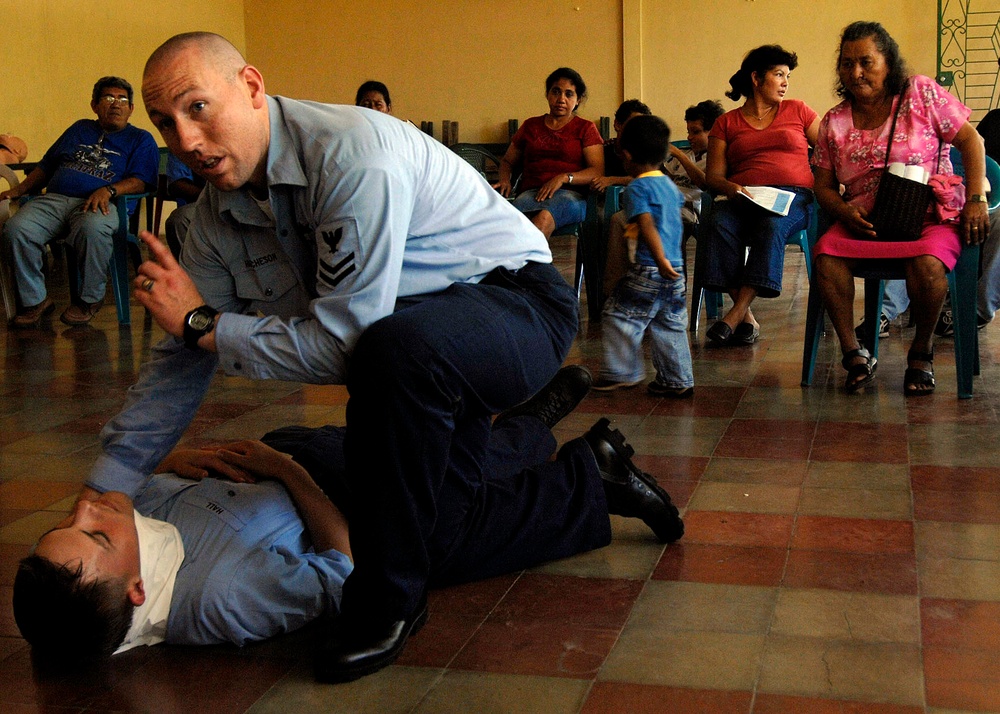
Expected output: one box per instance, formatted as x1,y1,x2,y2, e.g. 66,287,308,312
64,243,82,306
109,245,131,326
951,243,980,398
796,229,812,282
863,278,885,359
708,290,723,318
800,276,826,386
573,239,584,301
689,285,703,332
0,239,16,321
128,241,143,273
109,202,133,326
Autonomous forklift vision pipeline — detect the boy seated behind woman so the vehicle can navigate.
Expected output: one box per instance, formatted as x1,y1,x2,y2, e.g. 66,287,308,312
594,115,694,398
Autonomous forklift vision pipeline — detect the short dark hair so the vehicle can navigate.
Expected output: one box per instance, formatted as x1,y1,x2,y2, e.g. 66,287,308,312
726,45,798,101
615,99,652,125
355,80,391,107
13,555,135,667
92,76,134,105
619,114,671,166
684,100,725,131
835,21,910,100
545,67,588,107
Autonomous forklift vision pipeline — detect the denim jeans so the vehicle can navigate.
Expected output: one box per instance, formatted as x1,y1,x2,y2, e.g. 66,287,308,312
2,193,117,305
601,264,694,388
880,279,910,321
980,213,1000,320
512,188,588,232
701,186,812,298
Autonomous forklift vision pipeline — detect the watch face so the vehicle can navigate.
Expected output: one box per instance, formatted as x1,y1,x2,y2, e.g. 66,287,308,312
189,311,214,331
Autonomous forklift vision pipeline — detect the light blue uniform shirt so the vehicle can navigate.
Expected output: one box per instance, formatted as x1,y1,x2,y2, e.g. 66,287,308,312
136,474,352,646
88,96,550,495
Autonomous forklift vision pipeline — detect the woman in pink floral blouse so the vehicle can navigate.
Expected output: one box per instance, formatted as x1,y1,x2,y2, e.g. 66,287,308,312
811,21,989,395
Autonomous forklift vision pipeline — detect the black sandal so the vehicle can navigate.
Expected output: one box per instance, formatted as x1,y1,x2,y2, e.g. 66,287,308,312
706,321,733,345
842,347,877,393
904,348,935,396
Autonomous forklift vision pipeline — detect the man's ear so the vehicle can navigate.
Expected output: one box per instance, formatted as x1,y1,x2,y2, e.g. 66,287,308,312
127,578,145,607
621,148,633,163
241,65,267,110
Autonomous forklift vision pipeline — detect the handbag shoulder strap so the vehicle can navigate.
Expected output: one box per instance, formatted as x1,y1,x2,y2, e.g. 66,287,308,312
883,80,944,174
882,84,906,169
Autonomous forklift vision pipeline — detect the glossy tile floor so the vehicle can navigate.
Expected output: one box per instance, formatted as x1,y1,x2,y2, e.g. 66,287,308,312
2,236,999,713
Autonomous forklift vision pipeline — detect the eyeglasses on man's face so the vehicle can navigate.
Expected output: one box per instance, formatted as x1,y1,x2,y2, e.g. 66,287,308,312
99,95,131,106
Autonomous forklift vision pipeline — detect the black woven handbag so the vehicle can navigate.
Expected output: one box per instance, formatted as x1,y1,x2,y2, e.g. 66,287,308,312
867,84,941,242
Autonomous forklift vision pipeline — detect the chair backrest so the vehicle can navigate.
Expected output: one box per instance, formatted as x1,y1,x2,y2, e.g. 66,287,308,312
986,156,1000,211
949,145,1000,212
451,143,502,182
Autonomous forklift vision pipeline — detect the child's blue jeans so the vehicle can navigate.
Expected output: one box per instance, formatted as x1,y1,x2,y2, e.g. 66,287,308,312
600,264,694,388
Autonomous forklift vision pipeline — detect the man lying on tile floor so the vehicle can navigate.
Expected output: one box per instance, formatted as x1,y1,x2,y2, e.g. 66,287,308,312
12,366,683,671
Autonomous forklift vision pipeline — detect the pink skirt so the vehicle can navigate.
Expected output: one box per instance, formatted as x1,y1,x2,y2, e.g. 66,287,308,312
814,220,961,271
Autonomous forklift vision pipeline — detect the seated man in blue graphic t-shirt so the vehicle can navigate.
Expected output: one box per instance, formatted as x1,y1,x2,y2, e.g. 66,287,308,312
0,76,159,327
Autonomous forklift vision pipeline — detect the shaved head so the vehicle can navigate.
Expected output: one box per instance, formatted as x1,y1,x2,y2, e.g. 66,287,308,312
142,31,271,194
145,32,247,84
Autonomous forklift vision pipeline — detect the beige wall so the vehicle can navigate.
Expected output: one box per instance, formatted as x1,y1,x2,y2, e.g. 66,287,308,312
0,0,246,161
244,0,624,143
630,0,938,132
2,1,941,154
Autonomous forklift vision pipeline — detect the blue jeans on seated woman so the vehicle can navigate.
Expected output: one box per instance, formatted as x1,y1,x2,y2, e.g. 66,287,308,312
701,186,812,298
600,264,694,389
512,188,588,233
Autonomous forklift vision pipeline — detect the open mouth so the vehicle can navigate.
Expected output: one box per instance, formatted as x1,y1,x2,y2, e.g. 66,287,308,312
199,156,222,173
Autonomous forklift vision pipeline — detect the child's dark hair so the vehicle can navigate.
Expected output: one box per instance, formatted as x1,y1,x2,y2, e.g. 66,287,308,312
684,100,725,131
619,114,671,166
614,99,652,125
355,80,391,107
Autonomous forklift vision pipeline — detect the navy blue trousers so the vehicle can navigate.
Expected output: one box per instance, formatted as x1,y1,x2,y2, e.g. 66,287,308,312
267,262,611,623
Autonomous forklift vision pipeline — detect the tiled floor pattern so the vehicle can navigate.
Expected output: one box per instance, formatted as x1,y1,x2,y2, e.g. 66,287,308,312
1,236,1000,713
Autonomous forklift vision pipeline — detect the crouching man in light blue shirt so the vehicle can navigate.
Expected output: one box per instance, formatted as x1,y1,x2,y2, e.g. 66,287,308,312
13,436,352,664
80,31,683,684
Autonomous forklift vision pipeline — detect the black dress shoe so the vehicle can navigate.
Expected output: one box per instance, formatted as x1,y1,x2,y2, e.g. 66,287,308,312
584,418,684,543
494,365,592,429
314,600,428,683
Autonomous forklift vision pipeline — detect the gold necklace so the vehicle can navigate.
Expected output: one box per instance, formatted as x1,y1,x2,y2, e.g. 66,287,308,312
744,103,775,122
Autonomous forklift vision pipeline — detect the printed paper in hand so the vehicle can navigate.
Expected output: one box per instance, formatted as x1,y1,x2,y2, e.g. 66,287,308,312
736,186,796,216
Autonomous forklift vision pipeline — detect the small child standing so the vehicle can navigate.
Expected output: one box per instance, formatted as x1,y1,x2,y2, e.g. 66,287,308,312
593,115,694,398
